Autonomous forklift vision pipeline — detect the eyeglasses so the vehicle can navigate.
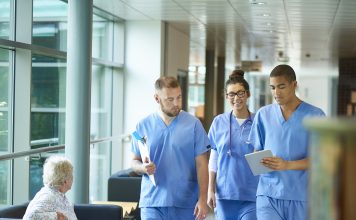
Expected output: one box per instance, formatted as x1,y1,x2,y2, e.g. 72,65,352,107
226,91,246,99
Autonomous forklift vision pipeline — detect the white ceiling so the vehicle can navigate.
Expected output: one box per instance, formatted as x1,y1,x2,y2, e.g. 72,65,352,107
94,0,356,71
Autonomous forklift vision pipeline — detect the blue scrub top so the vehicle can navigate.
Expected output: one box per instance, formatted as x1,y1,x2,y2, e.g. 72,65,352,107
208,111,258,202
248,102,325,201
131,111,211,208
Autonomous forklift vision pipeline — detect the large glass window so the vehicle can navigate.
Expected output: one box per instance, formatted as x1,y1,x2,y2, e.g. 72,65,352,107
0,48,11,205
188,66,205,120
33,0,67,51
0,0,124,205
92,14,113,61
31,0,67,199
0,0,11,40
90,65,113,201
0,49,11,152
31,55,66,147
31,1,119,202
30,54,66,198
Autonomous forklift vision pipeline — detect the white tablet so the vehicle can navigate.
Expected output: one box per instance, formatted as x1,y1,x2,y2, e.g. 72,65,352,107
245,150,274,176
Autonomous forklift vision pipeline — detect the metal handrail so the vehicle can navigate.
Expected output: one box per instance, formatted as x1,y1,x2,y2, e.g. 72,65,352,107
0,134,131,161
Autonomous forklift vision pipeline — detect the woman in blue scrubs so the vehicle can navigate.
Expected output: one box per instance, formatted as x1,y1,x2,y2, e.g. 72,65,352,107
207,70,258,220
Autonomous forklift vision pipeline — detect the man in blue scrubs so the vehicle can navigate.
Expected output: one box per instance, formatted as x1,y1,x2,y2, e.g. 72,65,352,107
131,76,210,220
248,64,325,220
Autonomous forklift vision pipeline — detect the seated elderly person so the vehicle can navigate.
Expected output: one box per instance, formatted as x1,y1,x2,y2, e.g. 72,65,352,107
23,156,77,220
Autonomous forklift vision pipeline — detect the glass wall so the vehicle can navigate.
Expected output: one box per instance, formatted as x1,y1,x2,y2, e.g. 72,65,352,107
0,0,124,205
30,54,66,198
30,0,68,199
188,66,205,120
0,49,11,152
0,0,11,40
32,0,67,51
92,14,113,61
29,0,120,202
0,48,12,205
90,65,113,201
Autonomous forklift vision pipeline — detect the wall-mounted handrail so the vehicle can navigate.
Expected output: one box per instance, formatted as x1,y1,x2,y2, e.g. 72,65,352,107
0,134,131,161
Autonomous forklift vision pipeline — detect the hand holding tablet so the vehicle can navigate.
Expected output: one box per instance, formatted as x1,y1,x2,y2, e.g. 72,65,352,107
245,150,274,176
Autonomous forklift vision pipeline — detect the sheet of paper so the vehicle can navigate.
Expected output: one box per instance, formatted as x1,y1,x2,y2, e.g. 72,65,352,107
244,150,274,176
94,201,138,218
134,135,156,186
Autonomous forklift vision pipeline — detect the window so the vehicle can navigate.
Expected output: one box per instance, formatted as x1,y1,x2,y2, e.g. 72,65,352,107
0,0,125,204
33,0,67,51
30,1,121,202
0,48,12,205
92,14,113,61
0,0,11,40
30,54,66,197
89,65,113,201
188,66,205,119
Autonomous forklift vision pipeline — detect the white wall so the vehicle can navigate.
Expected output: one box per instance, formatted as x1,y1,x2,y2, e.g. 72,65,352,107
245,62,338,116
165,25,190,75
296,62,338,116
297,76,334,116
123,21,165,168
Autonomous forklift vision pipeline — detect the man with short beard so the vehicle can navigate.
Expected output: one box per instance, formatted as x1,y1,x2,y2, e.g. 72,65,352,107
131,76,210,220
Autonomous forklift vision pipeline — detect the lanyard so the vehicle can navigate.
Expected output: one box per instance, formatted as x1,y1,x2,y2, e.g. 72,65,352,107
227,111,253,156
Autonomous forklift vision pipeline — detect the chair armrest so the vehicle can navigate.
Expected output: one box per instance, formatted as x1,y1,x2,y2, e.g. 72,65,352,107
0,203,28,219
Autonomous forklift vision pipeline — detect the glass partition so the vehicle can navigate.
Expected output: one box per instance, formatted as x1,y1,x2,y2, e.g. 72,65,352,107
30,54,66,198
89,65,113,201
188,66,205,119
33,0,68,51
0,48,12,205
92,14,113,61
0,0,11,40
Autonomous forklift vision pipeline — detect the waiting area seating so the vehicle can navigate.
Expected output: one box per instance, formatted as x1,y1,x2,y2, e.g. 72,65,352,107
1,168,142,220
0,202,122,220
108,168,142,219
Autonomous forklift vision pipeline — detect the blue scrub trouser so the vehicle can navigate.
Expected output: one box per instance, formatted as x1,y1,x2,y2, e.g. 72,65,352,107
141,207,195,220
215,199,257,220
256,196,307,220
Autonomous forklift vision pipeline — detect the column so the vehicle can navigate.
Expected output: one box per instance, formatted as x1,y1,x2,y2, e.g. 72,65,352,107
65,0,93,203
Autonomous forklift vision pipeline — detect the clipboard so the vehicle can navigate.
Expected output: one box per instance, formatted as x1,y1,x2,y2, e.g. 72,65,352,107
244,150,274,176
132,131,156,186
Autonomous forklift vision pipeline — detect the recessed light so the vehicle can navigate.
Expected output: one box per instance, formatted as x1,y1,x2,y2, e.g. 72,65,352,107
257,13,271,17
251,2,266,5
250,0,266,5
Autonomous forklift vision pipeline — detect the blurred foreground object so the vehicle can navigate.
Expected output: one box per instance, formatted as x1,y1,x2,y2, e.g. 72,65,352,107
305,118,356,220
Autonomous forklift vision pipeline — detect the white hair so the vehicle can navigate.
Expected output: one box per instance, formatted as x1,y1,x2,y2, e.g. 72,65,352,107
42,156,73,188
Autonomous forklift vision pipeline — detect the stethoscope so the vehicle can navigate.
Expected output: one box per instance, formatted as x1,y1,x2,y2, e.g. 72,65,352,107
227,111,253,156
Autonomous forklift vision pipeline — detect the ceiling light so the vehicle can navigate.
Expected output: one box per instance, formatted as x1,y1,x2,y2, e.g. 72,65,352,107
263,30,274,33
257,13,271,17
251,2,266,5
250,0,266,5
